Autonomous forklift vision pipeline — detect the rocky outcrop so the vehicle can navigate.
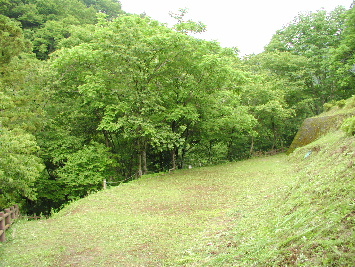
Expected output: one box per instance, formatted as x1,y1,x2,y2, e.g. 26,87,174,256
287,112,355,154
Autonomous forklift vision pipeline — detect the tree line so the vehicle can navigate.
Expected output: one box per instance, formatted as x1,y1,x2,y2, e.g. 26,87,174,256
1,0,354,214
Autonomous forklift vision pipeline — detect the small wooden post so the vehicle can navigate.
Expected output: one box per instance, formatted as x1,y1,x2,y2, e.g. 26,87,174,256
0,212,5,242
0,206,20,242
4,208,11,228
103,179,107,190
10,206,15,220
14,204,19,218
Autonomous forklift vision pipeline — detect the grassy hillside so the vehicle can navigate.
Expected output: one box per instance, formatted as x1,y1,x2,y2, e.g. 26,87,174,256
288,97,355,154
1,131,355,266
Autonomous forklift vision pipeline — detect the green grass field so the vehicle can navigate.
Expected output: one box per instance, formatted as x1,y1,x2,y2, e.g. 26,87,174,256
1,131,355,266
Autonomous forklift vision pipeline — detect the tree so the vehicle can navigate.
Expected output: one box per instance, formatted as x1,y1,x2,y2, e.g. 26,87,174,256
240,72,295,152
169,8,206,34
330,5,355,98
0,13,46,209
81,0,123,18
199,89,257,162
1,0,123,59
31,18,73,60
0,128,44,209
0,15,29,65
48,14,250,177
245,51,312,117
56,143,115,200
265,7,347,114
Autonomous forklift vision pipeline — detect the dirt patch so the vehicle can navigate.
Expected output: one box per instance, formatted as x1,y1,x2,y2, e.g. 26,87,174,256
136,184,232,216
58,247,102,267
138,202,198,215
137,195,222,216
184,184,222,193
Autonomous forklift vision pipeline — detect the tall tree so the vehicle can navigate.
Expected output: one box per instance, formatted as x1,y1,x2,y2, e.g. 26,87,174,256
48,15,249,177
1,0,123,59
0,15,45,209
265,7,347,114
330,5,355,97
0,14,29,65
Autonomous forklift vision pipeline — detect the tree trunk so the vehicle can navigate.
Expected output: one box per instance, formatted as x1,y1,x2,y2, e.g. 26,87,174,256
250,135,254,156
102,130,115,149
271,120,277,150
208,141,212,164
180,148,186,169
142,143,147,175
137,139,147,177
171,149,177,170
137,151,143,177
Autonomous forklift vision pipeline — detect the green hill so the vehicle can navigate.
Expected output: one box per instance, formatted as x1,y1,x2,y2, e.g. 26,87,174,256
1,105,355,266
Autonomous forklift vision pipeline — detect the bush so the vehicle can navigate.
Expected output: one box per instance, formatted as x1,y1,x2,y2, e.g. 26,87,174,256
336,99,346,108
323,102,334,112
57,142,116,200
341,116,355,136
323,99,347,112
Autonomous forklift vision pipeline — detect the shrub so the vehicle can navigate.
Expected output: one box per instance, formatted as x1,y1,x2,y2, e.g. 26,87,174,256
336,99,346,108
341,116,355,136
57,142,116,200
323,102,334,112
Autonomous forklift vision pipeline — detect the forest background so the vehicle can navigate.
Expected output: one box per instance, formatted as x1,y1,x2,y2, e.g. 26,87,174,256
1,0,355,215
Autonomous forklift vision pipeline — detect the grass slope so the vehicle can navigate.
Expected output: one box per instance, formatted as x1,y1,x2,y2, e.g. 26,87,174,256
1,131,355,266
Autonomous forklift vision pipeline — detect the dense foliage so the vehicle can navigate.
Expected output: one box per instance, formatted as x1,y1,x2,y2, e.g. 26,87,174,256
1,1,354,213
